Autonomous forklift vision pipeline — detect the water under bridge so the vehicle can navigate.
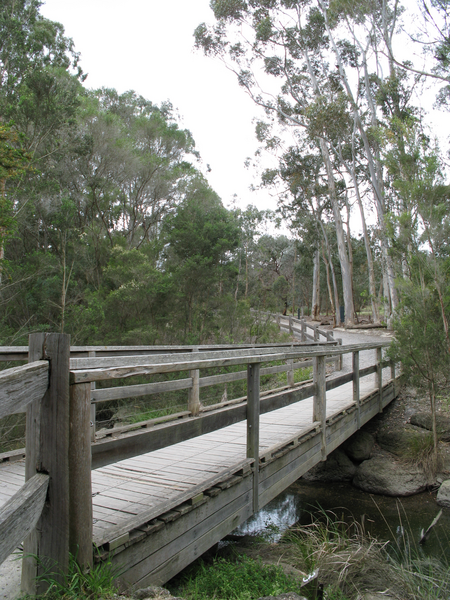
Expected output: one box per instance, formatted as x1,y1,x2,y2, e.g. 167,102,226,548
0,318,398,594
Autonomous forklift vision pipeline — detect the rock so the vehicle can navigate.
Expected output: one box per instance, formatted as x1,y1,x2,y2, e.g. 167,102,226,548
377,424,429,456
410,412,450,441
302,448,356,482
353,456,428,496
344,431,375,462
437,480,450,507
133,587,173,599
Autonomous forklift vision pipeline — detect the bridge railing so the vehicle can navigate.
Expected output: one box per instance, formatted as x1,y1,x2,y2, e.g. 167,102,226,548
256,310,344,370
0,334,395,593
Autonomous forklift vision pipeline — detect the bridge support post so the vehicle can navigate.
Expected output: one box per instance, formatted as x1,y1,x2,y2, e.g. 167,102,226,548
377,347,383,412
301,320,306,342
313,355,326,461
288,316,293,334
22,333,71,595
353,351,360,429
188,347,200,416
247,363,260,513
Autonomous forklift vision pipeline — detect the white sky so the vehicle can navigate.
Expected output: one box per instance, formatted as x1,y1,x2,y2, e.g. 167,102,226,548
40,0,277,213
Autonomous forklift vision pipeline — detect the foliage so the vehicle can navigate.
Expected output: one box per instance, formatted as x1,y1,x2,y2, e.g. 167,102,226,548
169,555,304,600
32,552,120,600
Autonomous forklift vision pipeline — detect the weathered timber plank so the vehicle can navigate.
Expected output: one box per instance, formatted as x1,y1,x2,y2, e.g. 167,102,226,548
110,476,252,574
92,379,192,402
71,343,389,384
92,458,253,546
118,481,252,587
258,448,323,508
131,503,253,588
0,473,49,566
359,364,377,378
0,449,26,464
91,381,317,469
326,372,353,391
0,361,48,419
95,412,191,439
70,346,323,371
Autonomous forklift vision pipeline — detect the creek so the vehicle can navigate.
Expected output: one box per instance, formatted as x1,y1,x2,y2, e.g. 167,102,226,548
232,480,450,561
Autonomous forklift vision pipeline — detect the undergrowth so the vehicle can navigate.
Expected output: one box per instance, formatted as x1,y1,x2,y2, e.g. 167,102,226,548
25,553,120,600
168,555,305,600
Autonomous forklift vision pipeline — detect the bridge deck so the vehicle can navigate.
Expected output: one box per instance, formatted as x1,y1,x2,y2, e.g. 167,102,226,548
0,374,385,549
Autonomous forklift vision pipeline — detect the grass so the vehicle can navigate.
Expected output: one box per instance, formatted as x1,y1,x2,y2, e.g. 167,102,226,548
168,555,306,600
402,431,443,480
25,553,121,600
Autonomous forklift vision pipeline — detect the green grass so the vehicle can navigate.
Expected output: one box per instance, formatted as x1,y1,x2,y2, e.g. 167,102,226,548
29,553,121,600
169,555,304,600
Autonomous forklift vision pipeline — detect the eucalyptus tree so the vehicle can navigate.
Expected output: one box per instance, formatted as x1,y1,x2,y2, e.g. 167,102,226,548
196,0,360,325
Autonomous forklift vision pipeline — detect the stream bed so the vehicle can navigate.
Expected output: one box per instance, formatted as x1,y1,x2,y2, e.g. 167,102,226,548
233,480,450,561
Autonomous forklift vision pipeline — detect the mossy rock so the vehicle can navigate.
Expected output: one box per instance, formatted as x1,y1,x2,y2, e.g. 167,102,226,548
302,448,356,482
344,430,375,462
410,412,450,441
353,456,428,496
377,424,429,457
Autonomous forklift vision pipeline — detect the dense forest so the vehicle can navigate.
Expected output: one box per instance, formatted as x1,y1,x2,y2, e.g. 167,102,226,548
1,0,450,354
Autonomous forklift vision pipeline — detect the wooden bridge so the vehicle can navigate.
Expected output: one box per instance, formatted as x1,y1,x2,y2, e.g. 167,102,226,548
0,324,398,594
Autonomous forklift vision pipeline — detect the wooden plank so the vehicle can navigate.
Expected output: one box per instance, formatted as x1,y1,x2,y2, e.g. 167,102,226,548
71,346,318,371
0,473,49,566
0,449,26,464
132,503,253,587
91,381,317,469
118,480,253,587
71,343,389,384
0,361,48,419
91,378,192,402
92,458,253,546
95,412,191,438
22,333,71,595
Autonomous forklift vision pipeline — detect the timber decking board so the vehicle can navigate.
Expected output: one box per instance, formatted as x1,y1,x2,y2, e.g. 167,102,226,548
0,374,394,548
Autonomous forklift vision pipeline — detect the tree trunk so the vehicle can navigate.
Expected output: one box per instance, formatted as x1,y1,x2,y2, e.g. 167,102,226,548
312,249,320,320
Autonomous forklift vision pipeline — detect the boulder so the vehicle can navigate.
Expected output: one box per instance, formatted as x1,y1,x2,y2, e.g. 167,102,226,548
437,479,450,508
353,456,428,496
410,412,450,441
377,424,429,456
302,448,356,482
344,431,375,462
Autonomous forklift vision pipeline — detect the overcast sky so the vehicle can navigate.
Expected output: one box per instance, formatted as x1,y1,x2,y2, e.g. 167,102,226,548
40,0,276,212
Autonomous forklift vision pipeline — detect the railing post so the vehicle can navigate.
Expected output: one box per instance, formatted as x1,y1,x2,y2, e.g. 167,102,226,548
301,319,306,342
353,351,361,429
247,363,260,512
313,354,327,461
314,325,319,342
89,351,96,442
337,338,343,370
188,346,200,416
377,347,383,412
288,315,293,334
69,382,93,570
22,333,71,595
287,358,294,388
